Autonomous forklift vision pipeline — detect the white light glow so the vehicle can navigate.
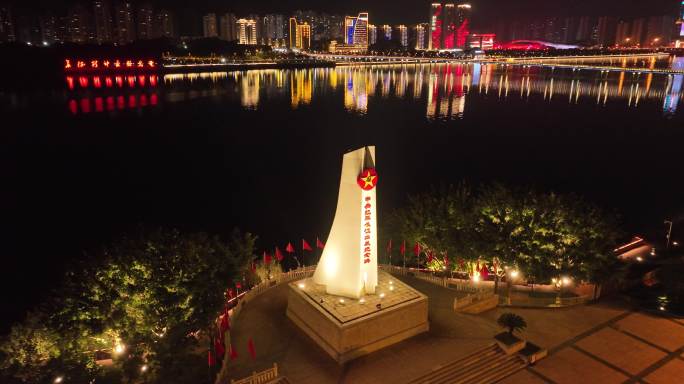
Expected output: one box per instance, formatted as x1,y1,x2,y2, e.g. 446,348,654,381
379,293,385,298
54,377,63,384
114,343,126,355
510,270,519,278
298,283,305,289
141,365,148,373
339,299,345,304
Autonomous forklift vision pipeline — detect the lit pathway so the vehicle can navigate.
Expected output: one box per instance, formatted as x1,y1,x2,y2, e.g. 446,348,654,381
221,274,684,384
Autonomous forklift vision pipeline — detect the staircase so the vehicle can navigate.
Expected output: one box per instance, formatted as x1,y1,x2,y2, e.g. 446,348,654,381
406,344,527,384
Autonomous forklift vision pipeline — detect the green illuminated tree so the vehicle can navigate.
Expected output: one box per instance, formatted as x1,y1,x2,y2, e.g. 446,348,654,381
0,227,257,384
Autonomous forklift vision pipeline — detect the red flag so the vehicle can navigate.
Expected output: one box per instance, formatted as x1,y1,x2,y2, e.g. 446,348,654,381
400,240,406,255
226,288,234,299
220,313,230,333
247,338,256,360
208,350,216,367
214,337,225,358
235,282,242,290
316,237,325,249
414,243,421,257
481,263,489,279
302,239,313,252
285,242,295,253
427,251,434,263
263,251,272,265
387,239,392,253
230,344,238,360
275,247,284,262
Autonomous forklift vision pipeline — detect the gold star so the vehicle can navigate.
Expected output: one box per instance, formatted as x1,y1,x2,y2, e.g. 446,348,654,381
362,171,377,188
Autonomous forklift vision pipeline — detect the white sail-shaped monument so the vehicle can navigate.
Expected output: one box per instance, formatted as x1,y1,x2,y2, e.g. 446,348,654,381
313,146,378,299
287,146,428,364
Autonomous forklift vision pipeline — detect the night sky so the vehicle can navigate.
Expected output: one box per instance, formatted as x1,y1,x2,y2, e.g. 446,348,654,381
5,0,681,26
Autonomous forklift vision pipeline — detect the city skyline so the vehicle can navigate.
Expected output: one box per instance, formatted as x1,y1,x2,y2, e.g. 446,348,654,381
1,0,680,27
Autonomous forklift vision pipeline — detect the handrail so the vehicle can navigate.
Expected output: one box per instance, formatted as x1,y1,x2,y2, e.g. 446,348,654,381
230,363,279,384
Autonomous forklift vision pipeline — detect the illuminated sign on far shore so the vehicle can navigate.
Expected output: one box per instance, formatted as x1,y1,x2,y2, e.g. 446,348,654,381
64,59,157,72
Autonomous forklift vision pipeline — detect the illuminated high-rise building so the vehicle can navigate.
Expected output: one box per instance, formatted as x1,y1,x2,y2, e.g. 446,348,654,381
237,18,257,45
93,0,113,43
155,9,174,38
429,2,470,50
596,16,617,47
220,13,237,41
67,4,91,43
299,23,311,49
0,6,15,43
454,4,471,49
354,12,369,46
203,13,218,38
137,3,154,40
344,12,369,46
263,14,285,44
414,23,429,49
288,18,311,50
114,1,135,44
429,3,443,50
368,24,377,45
396,25,408,47
678,1,684,39
646,15,673,46
381,24,392,40
345,16,355,44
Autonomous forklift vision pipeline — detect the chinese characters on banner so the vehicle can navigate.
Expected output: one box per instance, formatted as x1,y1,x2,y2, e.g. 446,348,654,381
64,59,157,71
362,195,372,264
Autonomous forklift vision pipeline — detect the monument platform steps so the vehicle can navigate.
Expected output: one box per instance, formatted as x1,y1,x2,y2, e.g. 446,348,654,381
406,344,526,384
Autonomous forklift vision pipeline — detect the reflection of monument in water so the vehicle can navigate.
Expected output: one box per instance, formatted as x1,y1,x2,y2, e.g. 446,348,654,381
286,146,428,363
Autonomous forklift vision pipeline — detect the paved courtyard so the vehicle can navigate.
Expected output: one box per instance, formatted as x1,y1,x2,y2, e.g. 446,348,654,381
221,274,684,384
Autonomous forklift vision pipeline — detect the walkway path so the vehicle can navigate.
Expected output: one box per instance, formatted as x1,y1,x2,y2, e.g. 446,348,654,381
222,273,684,384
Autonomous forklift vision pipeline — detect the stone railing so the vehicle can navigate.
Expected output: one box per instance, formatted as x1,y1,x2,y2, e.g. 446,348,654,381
453,291,496,311
500,293,592,308
381,265,592,309
228,266,316,320
380,265,490,294
230,363,279,384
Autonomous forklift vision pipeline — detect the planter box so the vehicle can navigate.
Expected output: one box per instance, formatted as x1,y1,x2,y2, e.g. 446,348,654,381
518,342,548,364
494,332,526,355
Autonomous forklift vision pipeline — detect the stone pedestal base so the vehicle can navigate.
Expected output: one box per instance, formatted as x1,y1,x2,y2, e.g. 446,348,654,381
286,271,429,364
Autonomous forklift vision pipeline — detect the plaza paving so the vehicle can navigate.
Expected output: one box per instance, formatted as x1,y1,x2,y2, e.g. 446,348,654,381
221,274,684,384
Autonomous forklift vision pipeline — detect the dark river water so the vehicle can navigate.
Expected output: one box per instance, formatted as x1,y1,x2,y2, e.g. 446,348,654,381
2,57,684,329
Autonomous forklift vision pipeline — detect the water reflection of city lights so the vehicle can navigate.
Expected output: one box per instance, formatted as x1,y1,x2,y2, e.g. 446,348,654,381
66,75,159,90
94,57,684,118
68,93,158,115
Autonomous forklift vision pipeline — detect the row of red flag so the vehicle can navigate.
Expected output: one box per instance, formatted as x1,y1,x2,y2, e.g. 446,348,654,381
386,239,497,275
261,238,325,265
209,308,257,367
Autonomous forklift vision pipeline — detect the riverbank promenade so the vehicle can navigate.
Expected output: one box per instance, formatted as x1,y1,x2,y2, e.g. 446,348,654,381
221,273,684,384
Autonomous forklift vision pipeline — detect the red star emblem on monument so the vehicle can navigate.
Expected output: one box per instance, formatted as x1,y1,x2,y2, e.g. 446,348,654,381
357,168,378,191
